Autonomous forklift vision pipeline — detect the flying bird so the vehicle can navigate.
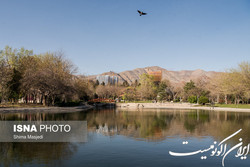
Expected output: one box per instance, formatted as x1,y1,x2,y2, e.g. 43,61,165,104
137,10,147,16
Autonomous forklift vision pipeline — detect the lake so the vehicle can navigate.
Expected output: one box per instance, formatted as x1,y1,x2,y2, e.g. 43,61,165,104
0,108,250,167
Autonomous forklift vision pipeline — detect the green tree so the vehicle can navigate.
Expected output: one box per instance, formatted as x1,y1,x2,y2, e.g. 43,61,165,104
188,96,197,103
157,80,173,101
8,68,22,102
124,87,137,101
21,52,77,105
184,80,196,94
137,74,157,100
122,80,129,87
198,96,209,105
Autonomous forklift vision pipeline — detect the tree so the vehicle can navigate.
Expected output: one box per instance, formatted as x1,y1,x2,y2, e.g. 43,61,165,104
198,96,209,105
183,79,210,103
132,79,139,87
123,87,137,101
157,80,173,101
208,61,250,104
0,46,34,103
21,52,77,105
137,74,157,100
188,96,197,103
184,80,195,94
183,80,197,101
96,85,108,98
74,77,94,101
0,59,12,103
94,80,99,87
8,68,22,102
172,83,185,101
231,62,250,104
122,80,129,87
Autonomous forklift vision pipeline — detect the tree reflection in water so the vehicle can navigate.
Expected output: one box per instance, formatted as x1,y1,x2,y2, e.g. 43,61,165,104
0,111,86,167
0,108,250,166
0,143,76,167
86,109,250,145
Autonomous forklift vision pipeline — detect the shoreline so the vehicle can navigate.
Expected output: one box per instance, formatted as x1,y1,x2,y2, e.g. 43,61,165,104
1,103,250,113
116,103,250,112
0,105,94,113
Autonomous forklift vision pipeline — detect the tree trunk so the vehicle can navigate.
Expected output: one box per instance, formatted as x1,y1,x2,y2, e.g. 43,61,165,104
33,94,36,104
224,94,227,104
52,96,55,106
40,95,43,105
217,94,219,103
237,96,240,105
42,95,46,106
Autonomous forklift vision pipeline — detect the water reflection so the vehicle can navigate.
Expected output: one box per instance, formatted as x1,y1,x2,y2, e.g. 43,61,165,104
0,110,88,121
0,111,87,167
0,143,76,167
86,109,250,145
1,109,250,143
0,108,250,166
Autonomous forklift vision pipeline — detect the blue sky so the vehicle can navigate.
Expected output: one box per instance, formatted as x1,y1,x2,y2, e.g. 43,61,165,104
0,0,249,75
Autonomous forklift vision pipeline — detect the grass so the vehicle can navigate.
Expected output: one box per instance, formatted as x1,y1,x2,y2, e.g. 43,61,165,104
0,103,46,108
120,100,154,103
214,104,250,109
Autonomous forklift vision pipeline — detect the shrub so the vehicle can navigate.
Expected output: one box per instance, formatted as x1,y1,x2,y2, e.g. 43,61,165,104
188,96,197,103
198,96,209,105
58,101,81,107
173,98,180,102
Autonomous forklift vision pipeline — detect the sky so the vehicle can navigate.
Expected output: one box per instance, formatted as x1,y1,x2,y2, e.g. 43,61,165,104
0,0,250,75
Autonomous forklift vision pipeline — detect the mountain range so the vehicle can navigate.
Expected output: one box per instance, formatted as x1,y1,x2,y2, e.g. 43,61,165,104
87,66,218,85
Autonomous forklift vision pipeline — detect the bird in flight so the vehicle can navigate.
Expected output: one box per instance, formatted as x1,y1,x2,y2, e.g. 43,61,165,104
137,10,147,16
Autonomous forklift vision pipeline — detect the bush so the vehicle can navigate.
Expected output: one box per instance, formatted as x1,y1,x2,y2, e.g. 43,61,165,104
173,98,180,102
57,101,81,107
198,96,209,105
188,96,197,103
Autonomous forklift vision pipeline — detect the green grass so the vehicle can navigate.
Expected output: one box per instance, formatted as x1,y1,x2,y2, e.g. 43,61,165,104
120,100,153,103
0,103,46,108
214,104,250,109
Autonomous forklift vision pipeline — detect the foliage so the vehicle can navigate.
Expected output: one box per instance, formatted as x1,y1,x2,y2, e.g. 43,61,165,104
137,74,157,100
95,85,122,99
122,80,129,87
173,98,180,102
157,80,173,101
0,46,249,106
123,87,137,101
209,62,250,104
57,101,81,107
198,96,209,105
184,80,195,93
214,104,250,109
0,46,80,106
188,96,197,103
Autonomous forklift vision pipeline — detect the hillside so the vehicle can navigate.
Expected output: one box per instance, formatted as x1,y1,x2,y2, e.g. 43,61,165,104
87,66,218,85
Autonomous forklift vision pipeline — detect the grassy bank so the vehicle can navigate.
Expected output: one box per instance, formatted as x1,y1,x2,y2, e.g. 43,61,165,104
0,103,46,108
214,104,250,109
120,101,153,103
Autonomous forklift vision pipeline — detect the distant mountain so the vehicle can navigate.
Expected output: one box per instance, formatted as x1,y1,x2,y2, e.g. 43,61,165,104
87,66,218,85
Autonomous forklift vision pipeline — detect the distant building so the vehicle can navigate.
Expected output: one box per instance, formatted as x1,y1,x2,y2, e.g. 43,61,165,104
96,75,119,85
146,69,162,82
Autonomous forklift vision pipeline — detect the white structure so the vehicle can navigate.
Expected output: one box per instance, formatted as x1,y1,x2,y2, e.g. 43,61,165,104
96,75,119,85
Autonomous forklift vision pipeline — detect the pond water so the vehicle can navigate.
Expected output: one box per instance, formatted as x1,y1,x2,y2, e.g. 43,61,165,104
0,108,250,167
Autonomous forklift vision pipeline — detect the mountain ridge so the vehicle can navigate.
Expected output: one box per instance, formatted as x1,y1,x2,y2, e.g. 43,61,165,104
87,66,218,85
